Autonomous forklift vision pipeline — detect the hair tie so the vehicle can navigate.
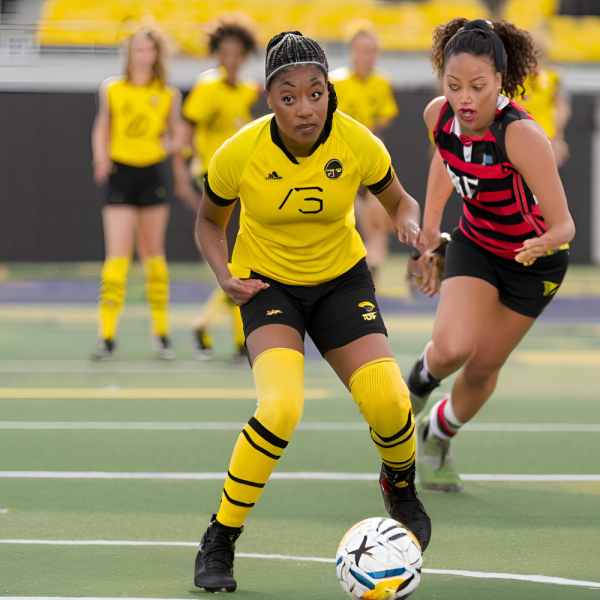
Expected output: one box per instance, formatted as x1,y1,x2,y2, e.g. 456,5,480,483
452,19,505,73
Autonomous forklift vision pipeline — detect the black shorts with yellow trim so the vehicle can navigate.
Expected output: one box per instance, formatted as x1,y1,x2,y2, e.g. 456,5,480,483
107,160,169,207
240,258,388,356
442,228,569,318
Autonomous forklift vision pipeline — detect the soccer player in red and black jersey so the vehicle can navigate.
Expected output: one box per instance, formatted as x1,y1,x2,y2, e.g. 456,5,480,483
406,19,575,492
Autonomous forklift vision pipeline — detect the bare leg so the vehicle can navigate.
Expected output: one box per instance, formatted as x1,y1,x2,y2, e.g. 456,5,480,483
135,203,170,259
246,324,304,364
451,302,534,422
426,276,499,380
101,205,137,257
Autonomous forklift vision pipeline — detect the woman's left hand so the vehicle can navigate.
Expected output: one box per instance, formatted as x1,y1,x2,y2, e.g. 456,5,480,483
398,220,428,255
515,237,551,266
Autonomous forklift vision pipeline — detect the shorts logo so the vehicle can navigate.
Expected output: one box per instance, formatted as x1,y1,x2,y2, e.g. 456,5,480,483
358,301,378,321
266,309,283,316
325,159,343,180
542,281,560,297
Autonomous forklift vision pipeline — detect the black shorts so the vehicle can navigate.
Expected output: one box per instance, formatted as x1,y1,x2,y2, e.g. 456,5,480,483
107,161,168,207
240,258,388,355
442,229,569,318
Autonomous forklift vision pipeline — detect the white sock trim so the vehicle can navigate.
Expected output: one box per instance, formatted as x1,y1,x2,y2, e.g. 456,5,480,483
443,394,464,427
428,399,452,441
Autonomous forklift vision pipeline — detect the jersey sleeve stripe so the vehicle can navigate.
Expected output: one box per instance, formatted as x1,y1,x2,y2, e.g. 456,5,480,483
204,174,238,207
367,166,395,195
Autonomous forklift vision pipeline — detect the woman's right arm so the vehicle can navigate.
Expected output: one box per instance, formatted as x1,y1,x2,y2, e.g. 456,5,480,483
419,96,455,295
422,96,454,247
197,195,269,306
92,81,112,185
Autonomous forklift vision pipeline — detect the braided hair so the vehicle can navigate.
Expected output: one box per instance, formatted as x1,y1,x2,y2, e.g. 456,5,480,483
431,18,537,99
265,31,338,122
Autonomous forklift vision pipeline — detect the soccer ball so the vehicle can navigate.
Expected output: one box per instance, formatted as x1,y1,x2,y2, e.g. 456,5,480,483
336,517,422,600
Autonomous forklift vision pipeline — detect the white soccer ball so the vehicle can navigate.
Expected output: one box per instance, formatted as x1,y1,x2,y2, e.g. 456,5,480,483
336,517,423,600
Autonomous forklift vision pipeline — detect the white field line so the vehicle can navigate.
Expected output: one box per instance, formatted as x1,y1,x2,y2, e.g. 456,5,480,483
0,421,599,432
1,471,599,482
0,541,598,589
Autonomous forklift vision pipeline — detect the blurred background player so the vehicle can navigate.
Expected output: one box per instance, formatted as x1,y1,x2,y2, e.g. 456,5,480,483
172,18,259,361
330,27,399,280
91,28,183,360
520,32,571,167
407,18,575,492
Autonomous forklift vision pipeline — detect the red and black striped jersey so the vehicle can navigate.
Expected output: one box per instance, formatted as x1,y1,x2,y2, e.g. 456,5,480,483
434,95,547,259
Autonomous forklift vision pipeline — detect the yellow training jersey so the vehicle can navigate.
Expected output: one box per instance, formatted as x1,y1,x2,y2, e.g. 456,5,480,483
183,67,258,176
106,77,174,167
329,67,398,132
520,69,561,138
206,112,394,286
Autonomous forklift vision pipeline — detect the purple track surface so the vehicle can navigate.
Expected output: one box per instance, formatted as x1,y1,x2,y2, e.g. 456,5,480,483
0,279,599,321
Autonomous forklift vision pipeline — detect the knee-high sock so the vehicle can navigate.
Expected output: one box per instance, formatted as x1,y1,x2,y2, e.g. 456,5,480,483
231,303,245,348
350,358,415,487
143,255,170,337
98,256,130,341
217,348,304,527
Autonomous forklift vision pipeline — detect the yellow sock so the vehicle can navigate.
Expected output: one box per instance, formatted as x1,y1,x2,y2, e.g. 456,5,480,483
98,256,130,341
143,255,169,337
217,348,304,528
350,358,415,488
231,303,245,349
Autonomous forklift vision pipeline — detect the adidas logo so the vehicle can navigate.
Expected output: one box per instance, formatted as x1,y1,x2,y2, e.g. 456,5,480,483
265,171,283,180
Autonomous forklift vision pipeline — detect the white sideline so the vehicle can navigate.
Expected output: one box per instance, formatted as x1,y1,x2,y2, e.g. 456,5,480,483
0,542,599,589
1,421,599,432
1,471,600,482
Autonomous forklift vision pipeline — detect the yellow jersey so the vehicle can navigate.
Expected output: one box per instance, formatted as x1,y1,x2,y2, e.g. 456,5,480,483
520,69,561,138
183,67,258,176
329,67,399,132
206,112,394,286
106,77,174,167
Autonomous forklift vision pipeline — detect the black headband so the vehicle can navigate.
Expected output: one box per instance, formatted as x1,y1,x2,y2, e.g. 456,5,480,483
451,19,505,73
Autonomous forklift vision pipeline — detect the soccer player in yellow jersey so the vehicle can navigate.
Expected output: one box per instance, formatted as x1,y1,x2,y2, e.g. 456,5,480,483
91,28,183,360
330,29,399,279
172,20,259,361
519,38,571,167
193,31,431,593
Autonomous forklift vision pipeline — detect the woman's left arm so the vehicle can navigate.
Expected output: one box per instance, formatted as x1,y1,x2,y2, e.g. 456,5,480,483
505,120,576,265
375,175,427,254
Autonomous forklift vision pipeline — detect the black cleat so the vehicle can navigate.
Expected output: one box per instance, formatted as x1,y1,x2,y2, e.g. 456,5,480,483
152,335,175,360
406,350,441,416
192,328,213,361
90,339,115,361
380,463,432,552
194,515,243,593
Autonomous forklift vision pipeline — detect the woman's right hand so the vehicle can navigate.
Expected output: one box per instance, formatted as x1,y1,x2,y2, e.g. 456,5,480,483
423,227,442,251
93,160,112,185
222,277,270,306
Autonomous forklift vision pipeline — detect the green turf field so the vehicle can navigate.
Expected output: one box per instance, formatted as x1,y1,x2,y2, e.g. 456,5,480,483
0,266,599,599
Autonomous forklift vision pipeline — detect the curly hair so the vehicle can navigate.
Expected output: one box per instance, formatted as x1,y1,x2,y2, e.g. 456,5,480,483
430,18,537,99
208,20,257,55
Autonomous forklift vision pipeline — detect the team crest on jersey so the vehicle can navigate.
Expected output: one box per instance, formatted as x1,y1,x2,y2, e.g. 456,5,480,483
149,95,160,107
358,301,377,321
325,159,343,180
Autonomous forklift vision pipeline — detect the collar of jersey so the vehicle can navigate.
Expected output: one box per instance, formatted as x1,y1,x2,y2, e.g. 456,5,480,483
270,116,332,165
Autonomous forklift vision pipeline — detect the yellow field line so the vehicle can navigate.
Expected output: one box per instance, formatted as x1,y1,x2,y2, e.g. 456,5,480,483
0,388,330,400
514,351,600,366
